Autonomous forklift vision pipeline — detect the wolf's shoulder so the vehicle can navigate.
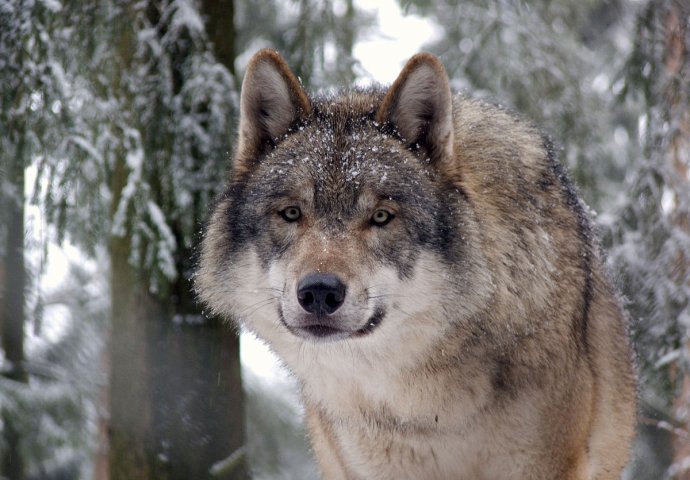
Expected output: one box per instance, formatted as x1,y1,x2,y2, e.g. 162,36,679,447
451,94,558,192
452,95,547,161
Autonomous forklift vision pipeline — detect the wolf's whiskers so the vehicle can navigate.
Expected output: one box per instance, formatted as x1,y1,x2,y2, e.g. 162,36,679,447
238,297,277,318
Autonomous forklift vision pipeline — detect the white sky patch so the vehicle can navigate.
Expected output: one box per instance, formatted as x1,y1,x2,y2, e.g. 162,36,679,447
354,0,439,85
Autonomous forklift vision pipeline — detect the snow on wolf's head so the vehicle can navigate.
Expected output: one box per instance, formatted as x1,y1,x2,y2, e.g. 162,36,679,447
196,49,489,367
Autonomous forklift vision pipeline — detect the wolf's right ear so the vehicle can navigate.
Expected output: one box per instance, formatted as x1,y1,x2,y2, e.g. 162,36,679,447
234,49,311,176
377,53,454,167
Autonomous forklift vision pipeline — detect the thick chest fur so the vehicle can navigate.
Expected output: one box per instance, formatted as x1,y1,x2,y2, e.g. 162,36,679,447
304,372,590,480
301,351,592,480
331,423,511,480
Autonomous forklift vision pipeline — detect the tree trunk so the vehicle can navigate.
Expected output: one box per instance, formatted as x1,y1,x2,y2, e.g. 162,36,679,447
107,1,246,478
108,248,159,479
663,1,690,478
148,315,246,479
202,0,235,76
107,3,159,476
1,127,27,480
1,125,27,383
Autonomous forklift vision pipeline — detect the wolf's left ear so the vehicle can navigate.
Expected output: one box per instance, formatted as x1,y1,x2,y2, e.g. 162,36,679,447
235,49,311,176
377,53,454,165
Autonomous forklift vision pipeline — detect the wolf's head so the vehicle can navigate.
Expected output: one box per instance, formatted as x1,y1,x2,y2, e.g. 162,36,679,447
197,50,490,368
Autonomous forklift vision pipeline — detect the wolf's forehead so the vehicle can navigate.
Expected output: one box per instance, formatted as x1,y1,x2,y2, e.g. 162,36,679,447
295,125,405,190
291,90,392,169
261,122,418,216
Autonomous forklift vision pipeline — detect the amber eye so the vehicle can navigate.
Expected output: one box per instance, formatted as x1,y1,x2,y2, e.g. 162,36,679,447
370,209,394,227
280,207,301,222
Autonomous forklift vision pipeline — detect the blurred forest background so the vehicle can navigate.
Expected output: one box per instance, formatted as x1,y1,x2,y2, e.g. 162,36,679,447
0,0,688,478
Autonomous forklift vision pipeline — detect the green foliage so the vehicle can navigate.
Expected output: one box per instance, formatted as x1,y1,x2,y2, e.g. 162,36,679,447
0,3,99,475
602,5,690,475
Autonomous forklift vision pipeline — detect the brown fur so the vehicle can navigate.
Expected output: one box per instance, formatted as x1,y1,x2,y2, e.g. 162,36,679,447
196,49,637,479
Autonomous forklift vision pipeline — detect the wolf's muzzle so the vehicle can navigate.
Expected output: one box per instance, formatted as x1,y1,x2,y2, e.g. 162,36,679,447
297,273,346,315
281,273,385,341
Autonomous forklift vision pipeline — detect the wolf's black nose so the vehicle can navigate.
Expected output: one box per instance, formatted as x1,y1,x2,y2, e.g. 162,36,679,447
297,273,346,315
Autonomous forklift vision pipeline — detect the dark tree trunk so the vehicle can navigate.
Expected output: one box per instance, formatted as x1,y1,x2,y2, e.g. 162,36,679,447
1,128,27,480
108,270,159,479
107,4,159,477
202,0,236,76
108,123,159,478
1,133,26,382
148,316,245,479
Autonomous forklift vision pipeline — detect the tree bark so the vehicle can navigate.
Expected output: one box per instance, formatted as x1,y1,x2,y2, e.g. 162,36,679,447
1,126,27,480
202,0,235,76
1,118,27,384
663,2,690,478
148,316,246,479
107,3,160,477
109,218,162,478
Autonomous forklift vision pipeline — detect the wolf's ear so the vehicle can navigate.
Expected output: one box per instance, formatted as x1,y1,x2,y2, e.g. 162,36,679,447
235,49,311,176
377,53,454,165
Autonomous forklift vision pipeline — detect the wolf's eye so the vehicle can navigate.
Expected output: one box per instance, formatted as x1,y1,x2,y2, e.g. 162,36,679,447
280,206,301,222
370,209,394,227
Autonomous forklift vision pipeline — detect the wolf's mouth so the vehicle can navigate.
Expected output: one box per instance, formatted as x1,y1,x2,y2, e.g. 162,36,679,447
301,324,344,338
354,306,385,336
279,306,386,341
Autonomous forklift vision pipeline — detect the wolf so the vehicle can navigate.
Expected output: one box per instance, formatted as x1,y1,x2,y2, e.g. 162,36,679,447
196,49,636,479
